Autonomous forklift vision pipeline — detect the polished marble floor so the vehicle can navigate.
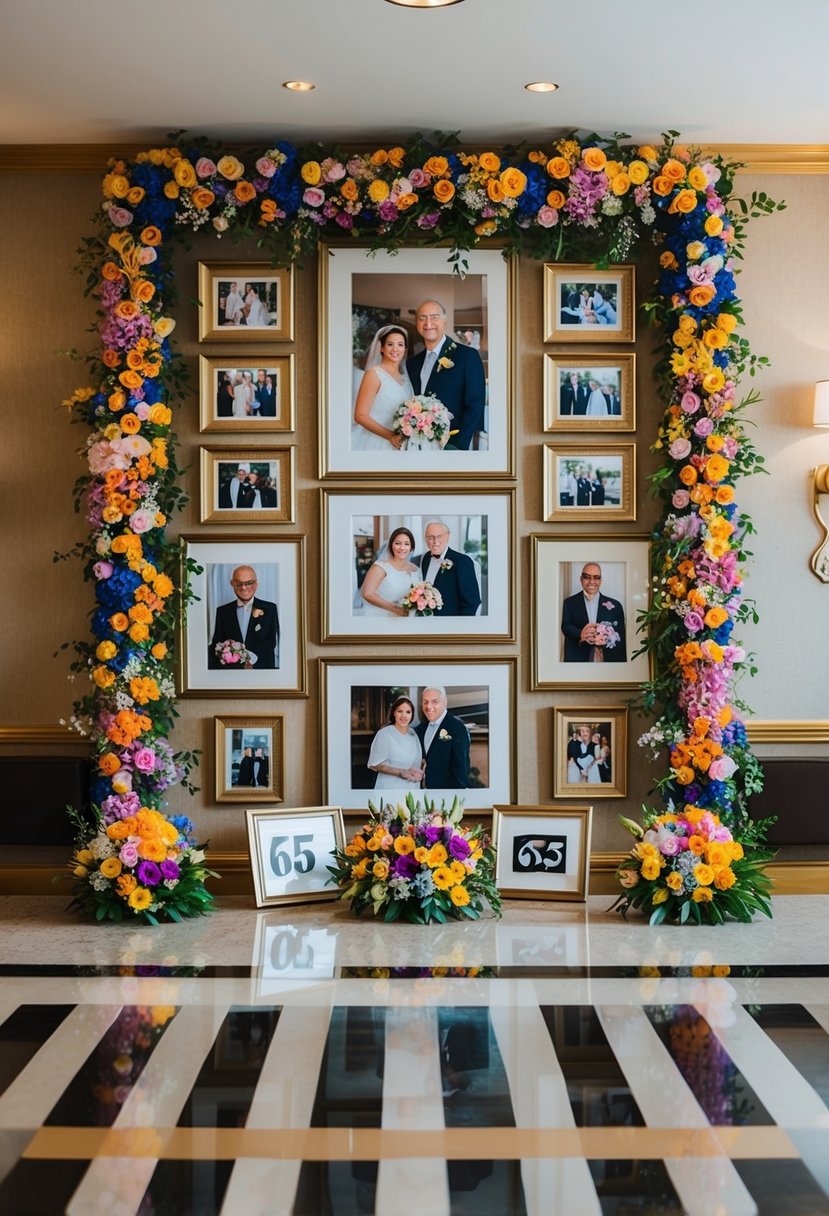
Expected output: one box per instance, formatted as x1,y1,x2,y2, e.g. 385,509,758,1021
2,894,829,1215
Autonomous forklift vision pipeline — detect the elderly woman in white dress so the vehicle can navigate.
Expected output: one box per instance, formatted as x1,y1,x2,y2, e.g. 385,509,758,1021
360,527,419,618
244,284,271,327
367,695,425,790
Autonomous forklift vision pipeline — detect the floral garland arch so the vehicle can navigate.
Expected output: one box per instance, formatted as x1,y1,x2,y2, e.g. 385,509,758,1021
62,131,780,925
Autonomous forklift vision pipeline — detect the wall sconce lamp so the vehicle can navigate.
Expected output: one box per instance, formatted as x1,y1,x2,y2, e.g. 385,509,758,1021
811,381,829,582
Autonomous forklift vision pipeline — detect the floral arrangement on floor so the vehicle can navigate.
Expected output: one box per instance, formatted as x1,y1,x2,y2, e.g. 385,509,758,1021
613,806,772,925
399,581,443,616
327,795,501,924
392,394,453,449
59,131,781,927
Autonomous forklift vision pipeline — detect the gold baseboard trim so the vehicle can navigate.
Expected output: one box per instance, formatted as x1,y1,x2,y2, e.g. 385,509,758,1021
2,143,828,176
0,726,89,747
4,854,828,899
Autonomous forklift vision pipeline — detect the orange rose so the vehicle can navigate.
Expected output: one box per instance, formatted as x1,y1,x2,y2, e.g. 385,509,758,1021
99,753,121,776
715,485,735,505
705,454,730,483
120,413,141,434
611,172,631,196
163,181,180,200
546,189,565,209
704,606,729,628
434,179,455,203
679,465,698,486
101,261,122,282
486,178,504,203
717,313,738,334
661,158,686,182
234,180,256,204
582,147,607,171
475,220,497,236
397,193,417,210
174,159,197,188
340,178,359,201
388,147,405,168
652,175,673,196
660,250,678,270
119,370,143,389
479,152,501,173
115,300,140,320
126,350,144,370
670,188,699,214
370,149,388,166
424,155,449,177
546,156,570,179
190,187,215,210
110,612,129,632
688,283,716,308
140,226,162,246
499,167,527,197
102,349,120,369
108,389,126,412
132,279,155,303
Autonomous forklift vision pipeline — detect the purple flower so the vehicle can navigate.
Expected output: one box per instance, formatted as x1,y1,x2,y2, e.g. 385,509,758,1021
378,199,399,222
417,212,441,230
93,561,114,580
133,747,156,773
423,825,443,844
393,853,419,879
694,417,715,438
137,861,161,887
684,611,704,634
159,859,180,881
448,834,471,861
335,212,354,230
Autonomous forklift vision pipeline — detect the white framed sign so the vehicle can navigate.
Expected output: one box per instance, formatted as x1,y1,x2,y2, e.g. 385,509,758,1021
246,806,345,907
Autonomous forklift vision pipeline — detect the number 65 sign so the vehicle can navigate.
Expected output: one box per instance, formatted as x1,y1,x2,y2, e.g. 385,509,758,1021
246,806,346,907
492,805,593,901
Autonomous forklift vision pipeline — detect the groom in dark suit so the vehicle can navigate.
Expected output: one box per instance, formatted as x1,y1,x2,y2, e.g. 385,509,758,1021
208,564,280,669
415,687,470,789
418,520,481,616
407,299,486,450
561,563,626,662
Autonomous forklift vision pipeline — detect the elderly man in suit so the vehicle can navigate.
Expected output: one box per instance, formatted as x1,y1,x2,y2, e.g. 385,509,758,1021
415,687,470,789
406,299,486,451
561,563,626,663
219,463,256,510
208,565,280,669
418,520,481,616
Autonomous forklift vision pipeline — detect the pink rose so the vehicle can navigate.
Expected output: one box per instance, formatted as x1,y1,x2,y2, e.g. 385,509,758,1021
255,156,277,178
195,157,217,178
672,489,690,509
709,756,737,781
303,187,325,207
322,160,346,183
669,437,692,461
722,437,738,458
680,391,701,414
537,205,559,228
138,246,157,265
684,611,704,633
119,841,139,867
93,561,114,580
688,264,714,285
658,833,681,856
129,509,155,534
109,206,134,228
213,216,229,233
693,417,714,437
133,747,156,773
134,402,151,421
408,168,428,188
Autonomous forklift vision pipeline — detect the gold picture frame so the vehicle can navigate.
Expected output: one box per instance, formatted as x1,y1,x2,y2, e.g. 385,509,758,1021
246,806,346,908
199,353,295,433
198,261,294,342
200,446,295,524
214,715,285,803
543,351,636,432
553,706,628,798
492,805,593,901
543,442,636,522
543,263,635,343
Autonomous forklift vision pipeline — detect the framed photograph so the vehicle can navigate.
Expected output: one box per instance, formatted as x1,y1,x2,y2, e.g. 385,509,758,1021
543,442,636,522
200,447,295,524
199,354,295,433
245,806,346,908
531,534,651,689
179,535,307,697
321,658,516,813
492,805,593,901
543,352,635,432
198,261,294,342
321,488,515,643
214,714,285,803
319,245,515,479
542,263,635,343
553,706,628,798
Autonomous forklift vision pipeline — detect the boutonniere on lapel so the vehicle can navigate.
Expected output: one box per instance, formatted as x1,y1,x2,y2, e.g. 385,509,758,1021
440,559,453,572
438,728,452,742
602,600,615,611
436,341,456,372
252,607,264,630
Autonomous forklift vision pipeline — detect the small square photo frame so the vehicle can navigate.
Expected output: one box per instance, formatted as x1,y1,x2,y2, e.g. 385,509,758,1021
543,442,636,522
492,805,593,901
200,354,295,433
200,447,295,524
553,706,627,799
543,263,635,343
214,715,285,804
543,353,635,432
198,262,294,342
246,806,346,908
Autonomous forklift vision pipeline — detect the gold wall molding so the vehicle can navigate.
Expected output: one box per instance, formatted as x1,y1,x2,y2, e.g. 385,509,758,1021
748,720,829,744
0,725,88,746
2,143,828,175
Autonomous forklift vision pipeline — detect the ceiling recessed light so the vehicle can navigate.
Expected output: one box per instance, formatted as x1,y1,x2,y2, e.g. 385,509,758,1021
385,0,465,7
525,81,559,93
282,80,315,92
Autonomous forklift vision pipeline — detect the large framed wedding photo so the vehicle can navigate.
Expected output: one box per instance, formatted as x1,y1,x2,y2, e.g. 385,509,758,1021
179,535,307,697
321,488,515,643
319,244,515,479
246,806,346,908
200,447,295,524
321,658,516,813
553,706,628,799
492,805,593,901
531,534,651,689
543,442,636,522
198,261,294,342
214,714,285,804
199,354,295,433
542,263,635,343
543,352,636,432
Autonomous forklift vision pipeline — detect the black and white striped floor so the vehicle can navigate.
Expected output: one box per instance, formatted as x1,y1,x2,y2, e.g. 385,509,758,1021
2,896,829,1215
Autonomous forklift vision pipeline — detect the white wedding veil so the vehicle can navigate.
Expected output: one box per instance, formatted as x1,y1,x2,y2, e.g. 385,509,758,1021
363,324,409,371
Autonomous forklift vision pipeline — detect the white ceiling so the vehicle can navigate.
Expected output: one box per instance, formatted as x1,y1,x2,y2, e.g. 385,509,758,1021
3,0,827,147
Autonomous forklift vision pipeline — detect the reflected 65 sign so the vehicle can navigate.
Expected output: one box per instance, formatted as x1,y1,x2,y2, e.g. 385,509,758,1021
246,806,346,907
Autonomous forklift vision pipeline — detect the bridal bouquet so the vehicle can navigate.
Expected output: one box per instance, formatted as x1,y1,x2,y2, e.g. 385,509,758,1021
213,639,256,667
595,621,621,650
399,581,443,616
328,794,501,924
392,394,454,449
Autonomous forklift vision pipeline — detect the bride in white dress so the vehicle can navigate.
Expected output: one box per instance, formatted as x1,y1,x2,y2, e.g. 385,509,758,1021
367,695,425,790
585,378,609,416
244,284,271,328
232,372,253,419
352,325,414,450
360,527,419,617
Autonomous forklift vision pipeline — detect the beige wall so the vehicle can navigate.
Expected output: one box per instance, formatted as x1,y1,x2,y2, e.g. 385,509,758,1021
1,168,824,858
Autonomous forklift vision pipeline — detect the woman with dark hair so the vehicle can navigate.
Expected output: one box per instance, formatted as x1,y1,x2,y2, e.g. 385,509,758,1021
352,324,414,450
360,526,418,617
366,695,424,790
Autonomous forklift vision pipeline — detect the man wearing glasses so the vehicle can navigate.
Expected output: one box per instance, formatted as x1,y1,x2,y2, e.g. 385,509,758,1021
407,299,486,451
561,563,626,663
208,565,280,669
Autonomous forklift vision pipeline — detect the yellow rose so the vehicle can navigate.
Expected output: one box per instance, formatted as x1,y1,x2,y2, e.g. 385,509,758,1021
666,871,683,891
546,156,571,179
704,454,730,483
499,167,527,197
652,888,669,905
717,313,738,334
604,160,621,179
163,181,180,200
627,159,649,185
486,178,505,203
92,666,115,688
388,146,405,168
126,187,145,205
670,189,699,214
372,860,389,880
705,214,724,237
174,159,197,188
688,165,709,191
96,641,117,661
692,886,714,903
154,316,176,339
479,152,501,173
638,145,657,163
686,241,706,260
216,155,245,181
661,158,686,182
105,174,130,199
611,172,631,196
678,313,697,334
652,175,673,196
582,147,607,172
640,858,661,881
